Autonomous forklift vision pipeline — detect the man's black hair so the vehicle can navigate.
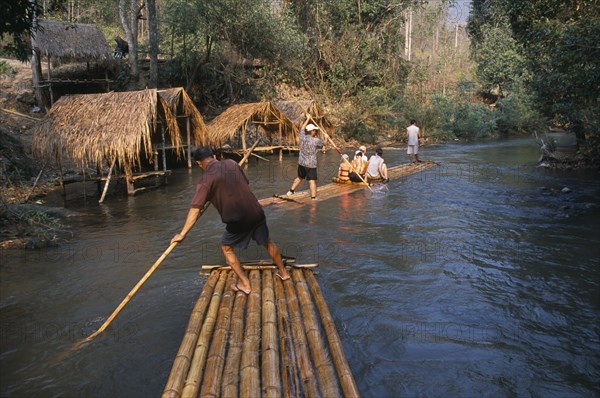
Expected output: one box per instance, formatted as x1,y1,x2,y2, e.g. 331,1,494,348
192,147,213,161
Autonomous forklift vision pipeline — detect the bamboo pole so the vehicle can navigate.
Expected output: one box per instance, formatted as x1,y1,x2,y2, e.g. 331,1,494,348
262,270,281,398
284,269,321,398
199,272,236,398
220,274,248,398
294,269,341,397
305,271,360,398
68,242,179,352
186,117,192,169
240,270,261,397
162,271,220,398
181,271,228,398
291,95,373,193
98,158,116,204
274,275,300,398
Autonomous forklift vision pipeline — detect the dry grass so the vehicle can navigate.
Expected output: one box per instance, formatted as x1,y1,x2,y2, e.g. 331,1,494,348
158,87,208,146
33,89,180,170
207,101,298,148
33,19,113,64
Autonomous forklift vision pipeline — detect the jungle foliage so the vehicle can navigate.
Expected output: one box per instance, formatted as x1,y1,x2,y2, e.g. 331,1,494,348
468,0,600,158
4,0,599,158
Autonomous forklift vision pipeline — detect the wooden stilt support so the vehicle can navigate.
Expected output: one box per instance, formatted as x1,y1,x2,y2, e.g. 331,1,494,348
186,117,192,169
124,164,135,196
98,158,116,204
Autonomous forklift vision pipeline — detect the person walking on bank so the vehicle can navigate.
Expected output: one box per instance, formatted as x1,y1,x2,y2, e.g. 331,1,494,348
171,147,290,295
287,116,324,200
406,119,421,163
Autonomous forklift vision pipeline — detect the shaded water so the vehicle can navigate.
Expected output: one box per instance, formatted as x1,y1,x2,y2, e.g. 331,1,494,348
1,137,599,397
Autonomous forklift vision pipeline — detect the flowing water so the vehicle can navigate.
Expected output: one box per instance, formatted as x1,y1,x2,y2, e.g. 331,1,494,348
1,137,599,397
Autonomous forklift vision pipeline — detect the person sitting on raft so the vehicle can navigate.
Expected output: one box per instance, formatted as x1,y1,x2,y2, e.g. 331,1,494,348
336,154,351,182
366,147,389,183
349,150,368,182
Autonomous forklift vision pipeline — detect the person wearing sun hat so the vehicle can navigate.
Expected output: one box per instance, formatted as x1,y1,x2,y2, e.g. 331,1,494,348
287,115,324,200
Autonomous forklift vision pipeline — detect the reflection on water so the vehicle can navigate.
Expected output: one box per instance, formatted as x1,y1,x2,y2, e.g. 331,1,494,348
1,137,599,397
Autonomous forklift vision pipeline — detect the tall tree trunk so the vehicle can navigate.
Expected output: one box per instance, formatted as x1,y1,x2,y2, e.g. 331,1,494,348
146,0,159,88
119,0,139,84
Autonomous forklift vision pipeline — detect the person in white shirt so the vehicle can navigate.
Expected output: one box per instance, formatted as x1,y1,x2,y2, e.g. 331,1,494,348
406,119,421,163
366,147,388,183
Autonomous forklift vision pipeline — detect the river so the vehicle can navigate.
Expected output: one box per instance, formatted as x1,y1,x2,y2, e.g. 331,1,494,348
1,137,599,397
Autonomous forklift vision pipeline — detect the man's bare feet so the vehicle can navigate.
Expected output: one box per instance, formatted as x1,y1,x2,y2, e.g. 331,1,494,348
231,282,251,295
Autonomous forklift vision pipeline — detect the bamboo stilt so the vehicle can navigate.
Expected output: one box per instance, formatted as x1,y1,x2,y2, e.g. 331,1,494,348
186,117,192,169
274,276,300,398
162,271,220,398
98,158,116,204
221,276,248,398
284,269,320,398
200,272,236,397
262,271,281,398
294,269,341,397
240,270,261,398
306,271,360,398
181,271,228,398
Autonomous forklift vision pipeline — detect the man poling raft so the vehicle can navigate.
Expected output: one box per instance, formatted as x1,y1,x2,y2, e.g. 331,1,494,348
171,147,291,295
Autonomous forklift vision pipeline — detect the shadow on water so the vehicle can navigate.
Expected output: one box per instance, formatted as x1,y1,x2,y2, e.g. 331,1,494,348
1,137,599,397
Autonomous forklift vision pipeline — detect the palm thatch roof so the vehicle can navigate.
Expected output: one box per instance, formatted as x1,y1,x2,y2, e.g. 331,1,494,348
33,89,180,170
158,87,208,146
32,19,113,64
274,99,335,135
207,101,299,149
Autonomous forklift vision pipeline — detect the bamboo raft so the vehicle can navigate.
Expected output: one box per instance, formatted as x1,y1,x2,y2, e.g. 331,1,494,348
163,262,359,398
259,160,438,207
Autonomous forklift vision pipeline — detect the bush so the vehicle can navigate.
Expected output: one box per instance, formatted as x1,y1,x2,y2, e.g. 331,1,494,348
0,60,16,77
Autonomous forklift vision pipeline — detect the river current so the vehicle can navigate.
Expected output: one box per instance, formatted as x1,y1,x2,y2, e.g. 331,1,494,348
1,137,599,397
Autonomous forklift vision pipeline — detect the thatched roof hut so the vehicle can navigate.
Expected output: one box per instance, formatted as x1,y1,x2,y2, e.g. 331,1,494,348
274,99,335,136
207,101,299,150
158,87,208,146
33,89,181,171
32,19,113,64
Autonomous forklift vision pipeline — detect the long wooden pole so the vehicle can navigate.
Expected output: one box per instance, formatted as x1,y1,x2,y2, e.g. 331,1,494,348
291,96,373,193
70,241,178,351
68,140,262,354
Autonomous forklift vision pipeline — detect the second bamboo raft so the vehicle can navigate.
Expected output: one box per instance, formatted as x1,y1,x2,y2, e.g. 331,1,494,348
163,263,360,398
259,160,438,207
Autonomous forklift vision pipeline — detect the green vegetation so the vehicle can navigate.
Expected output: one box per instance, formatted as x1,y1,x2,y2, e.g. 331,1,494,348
2,0,598,161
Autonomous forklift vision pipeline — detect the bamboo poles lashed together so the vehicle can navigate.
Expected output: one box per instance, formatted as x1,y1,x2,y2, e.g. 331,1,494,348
290,95,374,193
68,140,262,354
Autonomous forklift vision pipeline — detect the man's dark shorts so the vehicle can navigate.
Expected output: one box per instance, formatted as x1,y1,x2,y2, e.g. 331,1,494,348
222,219,269,249
297,165,318,181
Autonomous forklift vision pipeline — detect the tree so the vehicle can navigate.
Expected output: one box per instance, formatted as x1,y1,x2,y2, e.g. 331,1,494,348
119,0,142,83
146,0,158,88
472,23,525,98
0,0,42,61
